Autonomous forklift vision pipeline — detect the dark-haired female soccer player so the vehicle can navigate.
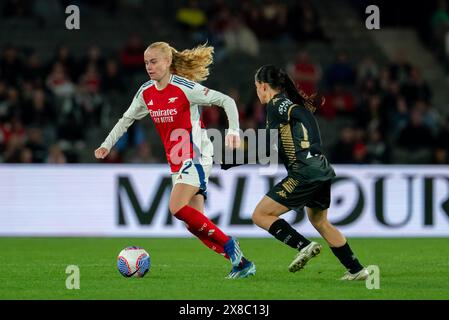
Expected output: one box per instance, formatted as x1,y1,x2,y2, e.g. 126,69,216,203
251,65,368,280
94,42,255,279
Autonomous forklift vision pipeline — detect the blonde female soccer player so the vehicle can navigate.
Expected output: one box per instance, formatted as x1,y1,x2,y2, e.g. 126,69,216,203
94,42,255,279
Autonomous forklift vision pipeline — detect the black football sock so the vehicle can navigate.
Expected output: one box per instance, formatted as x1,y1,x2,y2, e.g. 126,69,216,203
268,219,311,250
330,242,364,274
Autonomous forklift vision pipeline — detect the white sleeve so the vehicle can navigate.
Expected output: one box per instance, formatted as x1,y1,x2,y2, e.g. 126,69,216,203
100,91,149,151
188,83,240,135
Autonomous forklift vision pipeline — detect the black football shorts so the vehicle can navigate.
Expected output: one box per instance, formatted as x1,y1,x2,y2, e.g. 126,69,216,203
266,176,332,211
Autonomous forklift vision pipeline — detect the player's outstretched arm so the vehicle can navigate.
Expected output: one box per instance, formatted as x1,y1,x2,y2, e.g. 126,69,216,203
207,91,240,149
188,83,241,149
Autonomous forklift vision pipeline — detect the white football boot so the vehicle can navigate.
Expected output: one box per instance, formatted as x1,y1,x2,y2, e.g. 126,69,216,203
340,268,370,281
288,241,322,272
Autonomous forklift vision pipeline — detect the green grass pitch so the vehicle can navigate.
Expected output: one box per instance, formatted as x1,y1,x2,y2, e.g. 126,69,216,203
0,237,448,300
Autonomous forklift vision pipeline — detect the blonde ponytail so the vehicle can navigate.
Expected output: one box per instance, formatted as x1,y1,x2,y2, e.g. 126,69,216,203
147,42,214,82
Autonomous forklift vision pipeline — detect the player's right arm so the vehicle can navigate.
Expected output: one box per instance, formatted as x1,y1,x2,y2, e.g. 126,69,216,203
94,89,149,159
185,81,241,149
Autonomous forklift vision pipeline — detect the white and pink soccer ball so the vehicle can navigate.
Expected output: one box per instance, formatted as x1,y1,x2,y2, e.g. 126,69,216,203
117,246,151,278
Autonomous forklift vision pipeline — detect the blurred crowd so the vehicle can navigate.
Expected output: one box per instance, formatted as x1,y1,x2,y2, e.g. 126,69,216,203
428,0,449,74
319,49,446,165
1,0,145,21
176,0,327,60
1,0,449,165
0,43,132,163
201,47,449,165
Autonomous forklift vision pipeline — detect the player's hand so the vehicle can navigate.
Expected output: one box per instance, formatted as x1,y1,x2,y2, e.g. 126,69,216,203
94,147,110,159
225,133,240,149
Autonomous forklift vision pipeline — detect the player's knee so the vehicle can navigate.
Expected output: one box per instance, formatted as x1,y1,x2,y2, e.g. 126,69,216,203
251,210,261,226
169,201,183,216
252,209,267,227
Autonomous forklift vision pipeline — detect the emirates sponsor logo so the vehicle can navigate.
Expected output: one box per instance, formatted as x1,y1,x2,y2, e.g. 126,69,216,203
149,108,178,117
149,108,178,124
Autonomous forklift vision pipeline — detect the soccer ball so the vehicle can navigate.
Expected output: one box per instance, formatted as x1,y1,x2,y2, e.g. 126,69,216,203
117,246,151,278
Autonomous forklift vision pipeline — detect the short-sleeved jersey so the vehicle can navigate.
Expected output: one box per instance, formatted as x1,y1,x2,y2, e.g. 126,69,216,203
266,93,335,182
101,74,239,173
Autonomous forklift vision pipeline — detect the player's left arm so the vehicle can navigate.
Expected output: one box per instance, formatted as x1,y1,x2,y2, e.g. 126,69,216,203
289,103,324,155
188,83,240,148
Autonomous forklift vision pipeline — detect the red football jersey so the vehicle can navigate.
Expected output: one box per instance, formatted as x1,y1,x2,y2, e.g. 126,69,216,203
101,74,239,173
